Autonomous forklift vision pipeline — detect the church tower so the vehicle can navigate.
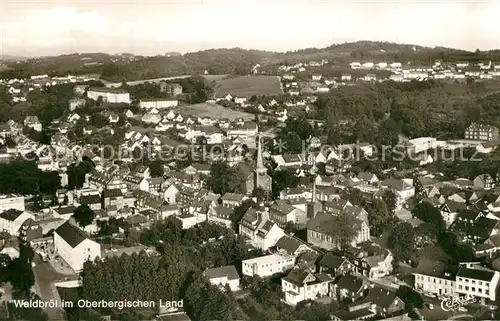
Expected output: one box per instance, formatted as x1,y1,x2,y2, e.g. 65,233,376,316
255,134,272,193
307,178,322,219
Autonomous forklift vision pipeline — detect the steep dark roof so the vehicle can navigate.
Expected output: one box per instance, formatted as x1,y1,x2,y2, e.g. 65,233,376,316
55,222,89,248
0,209,24,221
456,266,496,282
318,253,347,270
103,189,123,198
336,274,364,293
80,194,101,205
275,235,304,254
360,286,401,310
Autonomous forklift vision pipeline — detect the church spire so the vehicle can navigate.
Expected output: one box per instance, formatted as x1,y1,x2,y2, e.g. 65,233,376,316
256,134,265,173
312,178,317,202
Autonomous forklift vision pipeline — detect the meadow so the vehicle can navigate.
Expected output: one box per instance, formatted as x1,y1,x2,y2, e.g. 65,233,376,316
213,75,283,98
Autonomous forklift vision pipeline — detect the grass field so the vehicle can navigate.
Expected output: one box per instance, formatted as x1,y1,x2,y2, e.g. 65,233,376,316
174,102,254,121
213,75,283,99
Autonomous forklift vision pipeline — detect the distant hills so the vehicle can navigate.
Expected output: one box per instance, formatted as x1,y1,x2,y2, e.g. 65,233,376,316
1,41,499,81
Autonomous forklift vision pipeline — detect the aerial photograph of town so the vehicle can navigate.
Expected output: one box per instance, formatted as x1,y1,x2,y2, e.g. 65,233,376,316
1,1,500,320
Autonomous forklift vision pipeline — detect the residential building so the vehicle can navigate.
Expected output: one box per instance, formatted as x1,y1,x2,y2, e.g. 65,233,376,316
465,123,499,141
414,260,457,298
281,268,333,305
474,174,495,190
239,208,285,251
23,116,42,132
0,194,25,212
203,265,240,291
102,189,125,210
455,263,500,302
87,87,130,104
160,82,183,96
53,222,101,272
221,193,248,207
242,254,295,278
307,210,370,250
139,99,179,109
0,209,35,236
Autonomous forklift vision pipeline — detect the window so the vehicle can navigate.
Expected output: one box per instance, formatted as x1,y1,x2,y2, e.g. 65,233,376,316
486,290,489,295
459,285,463,290
465,286,469,291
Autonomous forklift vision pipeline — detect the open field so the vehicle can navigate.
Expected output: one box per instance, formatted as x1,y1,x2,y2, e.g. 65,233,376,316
213,75,283,99
174,103,254,121
202,74,230,81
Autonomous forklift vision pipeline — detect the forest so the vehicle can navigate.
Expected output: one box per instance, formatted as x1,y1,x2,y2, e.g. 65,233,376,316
72,219,337,321
0,160,61,195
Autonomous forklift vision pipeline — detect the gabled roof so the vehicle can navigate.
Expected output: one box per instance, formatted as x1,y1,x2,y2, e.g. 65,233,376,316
55,222,90,248
359,286,402,310
456,266,496,282
0,209,25,221
275,235,306,254
336,274,364,293
318,253,347,270
204,265,239,281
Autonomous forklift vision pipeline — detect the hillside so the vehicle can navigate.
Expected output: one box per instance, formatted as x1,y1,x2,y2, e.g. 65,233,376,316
2,41,500,81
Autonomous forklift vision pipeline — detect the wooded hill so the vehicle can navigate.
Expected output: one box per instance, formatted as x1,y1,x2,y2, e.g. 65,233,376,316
4,41,500,81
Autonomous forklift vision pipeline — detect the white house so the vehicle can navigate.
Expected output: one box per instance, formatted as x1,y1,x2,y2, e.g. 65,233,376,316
281,268,333,305
239,209,286,251
139,99,179,109
0,194,25,213
455,263,500,302
53,222,101,272
407,137,437,154
242,254,295,278
87,87,130,104
0,209,35,236
204,265,240,291
414,267,456,298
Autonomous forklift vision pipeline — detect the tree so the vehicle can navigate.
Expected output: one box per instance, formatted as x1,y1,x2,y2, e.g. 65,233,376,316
6,256,35,297
396,285,424,310
231,199,253,231
67,159,94,189
412,201,445,232
72,205,95,228
382,190,397,213
333,211,362,250
340,188,364,206
148,159,164,177
368,199,393,236
205,162,243,195
388,222,416,263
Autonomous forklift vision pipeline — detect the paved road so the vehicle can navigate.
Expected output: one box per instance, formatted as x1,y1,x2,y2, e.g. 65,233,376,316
32,256,65,320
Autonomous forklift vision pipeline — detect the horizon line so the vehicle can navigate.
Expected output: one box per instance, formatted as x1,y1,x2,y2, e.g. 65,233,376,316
0,40,483,60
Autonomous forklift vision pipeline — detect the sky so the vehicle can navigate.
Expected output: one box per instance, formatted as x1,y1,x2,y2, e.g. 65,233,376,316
0,0,499,57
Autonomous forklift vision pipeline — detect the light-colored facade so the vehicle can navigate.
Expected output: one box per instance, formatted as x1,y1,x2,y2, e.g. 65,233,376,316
139,99,179,109
242,254,295,278
54,222,101,272
281,270,332,306
87,88,130,104
0,210,35,236
0,194,25,213
414,273,456,297
455,265,500,302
